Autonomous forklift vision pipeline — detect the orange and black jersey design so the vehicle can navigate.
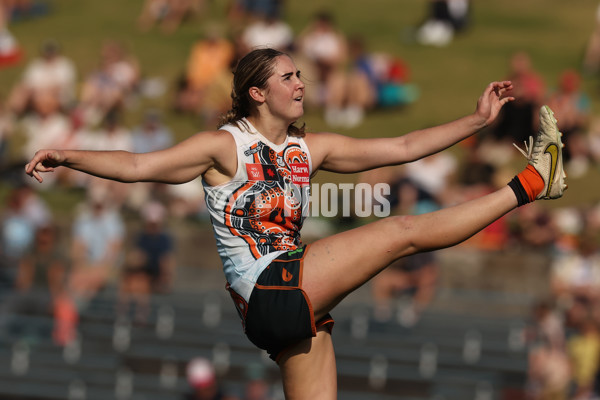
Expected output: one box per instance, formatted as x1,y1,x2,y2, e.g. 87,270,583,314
224,141,309,259
203,119,312,302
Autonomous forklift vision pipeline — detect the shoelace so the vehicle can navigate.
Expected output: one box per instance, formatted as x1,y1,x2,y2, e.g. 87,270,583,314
512,136,534,161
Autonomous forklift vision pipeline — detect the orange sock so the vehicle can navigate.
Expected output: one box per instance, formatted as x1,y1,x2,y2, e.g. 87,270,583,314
517,165,545,202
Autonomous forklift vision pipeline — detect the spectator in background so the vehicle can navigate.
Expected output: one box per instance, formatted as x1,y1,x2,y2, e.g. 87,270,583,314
77,40,140,127
495,51,546,144
511,203,558,251
3,0,50,22
78,109,133,152
0,184,51,285
0,27,20,67
551,207,587,257
68,184,125,310
242,380,271,400
547,70,590,139
456,143,497,197
369,51,419,110
453,147,512,251
0,94,15,168
390,176,440,217
131,109,174,154
127,110,175,208
527,340,571,400
99,40,140,97
137,0,204,34
415,0,471,47
241,363,273,400
323,36,419,128
8,183,51,228
404,151,458,206
118,200,174,323
0,2,23,68
323,36,376,129
183,27,234,95
166,178,207,219
371,251,439,325
296,11,347,105
227,0,283,24
525,300,571,400
174,27,235,126
76,110,133,206
567,311,600,400
7,39,76,116
546,69,591,178
582,1,600,76
0,223,73,344
3,224,71,340
239,11,294,54
550,229,600,307
586,115,600,168
19,91,76,188
183,357,237,400
527,299,566,350
480,51,546,167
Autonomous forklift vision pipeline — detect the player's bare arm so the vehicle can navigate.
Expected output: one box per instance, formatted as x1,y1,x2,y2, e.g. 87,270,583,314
25,130,236,185
306,81,514,174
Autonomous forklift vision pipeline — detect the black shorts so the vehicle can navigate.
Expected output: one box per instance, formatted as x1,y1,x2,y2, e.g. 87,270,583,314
227,245,334,362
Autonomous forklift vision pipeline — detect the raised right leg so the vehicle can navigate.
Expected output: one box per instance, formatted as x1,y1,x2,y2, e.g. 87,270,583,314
302,104,566,321
302,185,519,320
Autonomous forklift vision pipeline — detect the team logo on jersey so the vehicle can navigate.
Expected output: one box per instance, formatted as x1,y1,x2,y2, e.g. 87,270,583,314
281,267,294,282
246,164,279,181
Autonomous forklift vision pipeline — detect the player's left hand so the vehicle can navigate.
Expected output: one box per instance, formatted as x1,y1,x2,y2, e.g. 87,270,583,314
475,81,514,127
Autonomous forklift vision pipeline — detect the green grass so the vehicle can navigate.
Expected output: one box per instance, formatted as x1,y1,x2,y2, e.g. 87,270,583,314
2,0,600,209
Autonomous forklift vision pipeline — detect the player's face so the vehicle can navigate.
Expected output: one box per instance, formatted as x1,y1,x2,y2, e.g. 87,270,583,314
263,55,305,123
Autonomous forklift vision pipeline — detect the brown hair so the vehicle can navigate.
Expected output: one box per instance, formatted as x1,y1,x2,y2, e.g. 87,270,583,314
218,48,305,137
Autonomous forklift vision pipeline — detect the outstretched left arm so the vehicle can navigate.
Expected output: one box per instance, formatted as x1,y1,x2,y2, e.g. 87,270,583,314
307,81,514,173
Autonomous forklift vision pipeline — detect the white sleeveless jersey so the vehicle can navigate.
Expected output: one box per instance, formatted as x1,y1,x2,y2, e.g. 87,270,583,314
202,119,312,301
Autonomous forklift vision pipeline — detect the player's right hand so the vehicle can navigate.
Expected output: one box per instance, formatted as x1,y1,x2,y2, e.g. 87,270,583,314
25,149,66,183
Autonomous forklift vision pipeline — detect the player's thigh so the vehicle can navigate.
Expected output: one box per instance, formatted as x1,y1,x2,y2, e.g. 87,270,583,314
302,216,416,318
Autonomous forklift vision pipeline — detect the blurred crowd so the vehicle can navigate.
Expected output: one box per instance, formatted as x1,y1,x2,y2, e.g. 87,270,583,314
523,219,600,400
2,1,600,399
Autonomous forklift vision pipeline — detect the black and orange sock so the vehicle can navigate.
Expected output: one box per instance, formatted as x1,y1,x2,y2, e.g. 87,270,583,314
508,165,544,206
